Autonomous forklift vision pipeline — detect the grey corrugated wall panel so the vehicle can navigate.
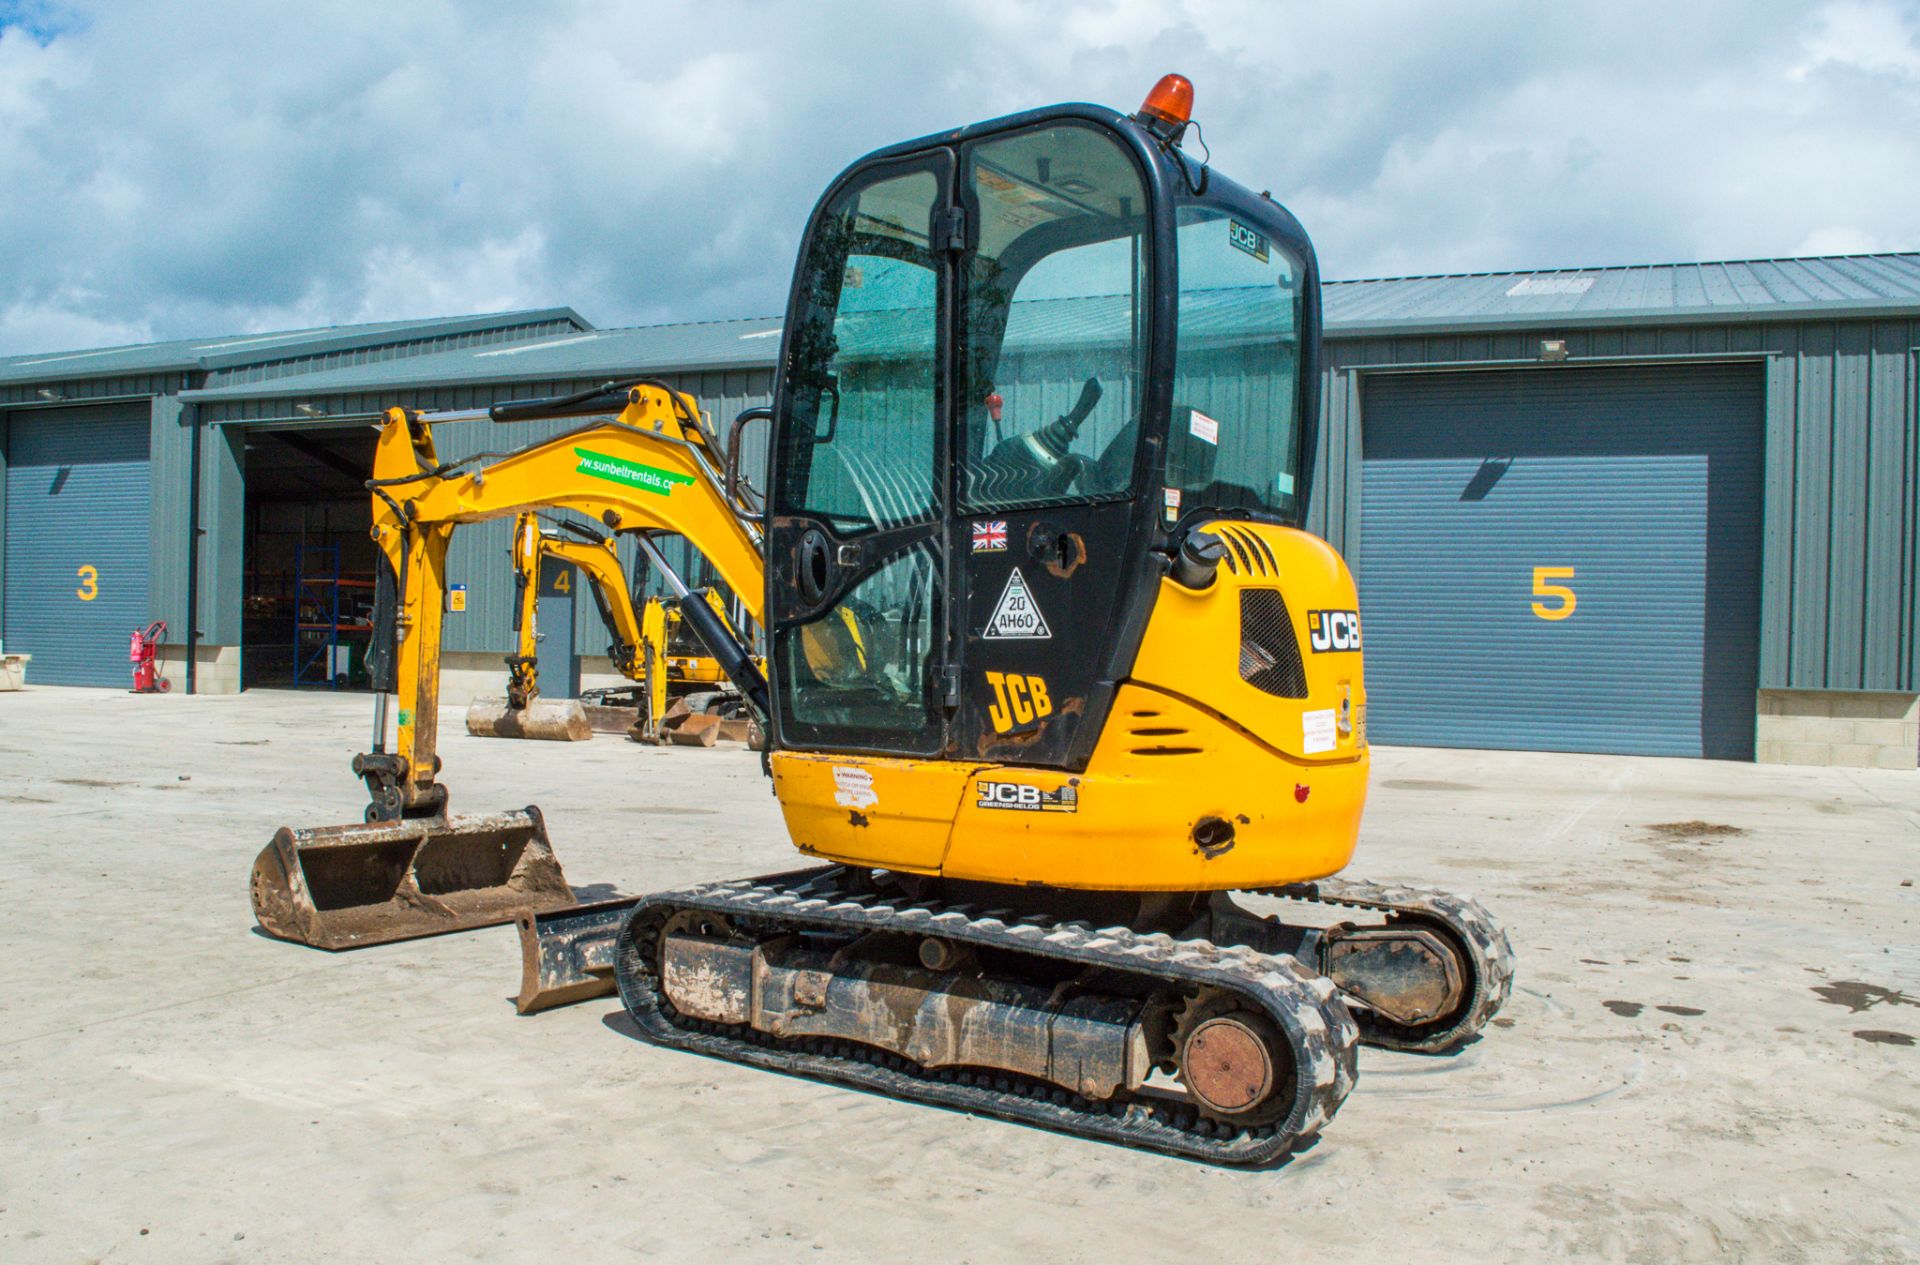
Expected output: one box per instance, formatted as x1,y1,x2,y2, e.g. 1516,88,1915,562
1828,323,1870,685
1789,325,1835,686
0,410,7,620
1758,350,1799,688
1909,353,1920,690
147,397,189,637
1863,331,1908,685
1356,364,1764,758
1323,317,1919,694
2,404,152,683
201,424,247,651
196,409,233,656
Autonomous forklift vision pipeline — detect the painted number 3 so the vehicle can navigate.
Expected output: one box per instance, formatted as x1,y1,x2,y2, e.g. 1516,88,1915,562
1531,566,1575,621
75,564,99,601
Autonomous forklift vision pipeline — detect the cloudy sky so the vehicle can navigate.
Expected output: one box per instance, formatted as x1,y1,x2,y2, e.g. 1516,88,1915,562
1,0,1917,354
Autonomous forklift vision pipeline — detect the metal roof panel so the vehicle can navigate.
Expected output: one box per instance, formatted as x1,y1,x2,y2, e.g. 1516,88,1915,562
173,253,1920,404
0,308,589,386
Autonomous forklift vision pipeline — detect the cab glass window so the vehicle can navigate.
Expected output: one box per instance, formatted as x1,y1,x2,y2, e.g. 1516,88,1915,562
957,124,1148,510
776,167,941,534
1169,205,1305,520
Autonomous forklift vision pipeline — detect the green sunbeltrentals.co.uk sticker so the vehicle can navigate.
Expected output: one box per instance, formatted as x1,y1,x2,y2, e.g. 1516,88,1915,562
573,447,696,495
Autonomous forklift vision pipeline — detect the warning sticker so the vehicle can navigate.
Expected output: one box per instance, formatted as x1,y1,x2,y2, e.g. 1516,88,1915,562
983,567,1051,639
1189,410,1219,445
831,765,877,810
1302,708,1337,755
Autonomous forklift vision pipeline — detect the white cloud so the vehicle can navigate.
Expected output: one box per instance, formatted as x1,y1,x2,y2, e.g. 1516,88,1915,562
1793,225,1897,255
0,0,1915,355
0,293,152,355
1796,0,1920,79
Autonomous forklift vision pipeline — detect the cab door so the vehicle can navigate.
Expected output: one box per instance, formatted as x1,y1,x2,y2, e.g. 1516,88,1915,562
950,120,1155,768
767,153,955,757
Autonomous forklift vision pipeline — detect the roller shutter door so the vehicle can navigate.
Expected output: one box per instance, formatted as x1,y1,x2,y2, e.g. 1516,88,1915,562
3,404,152,686
1357,364,1763,759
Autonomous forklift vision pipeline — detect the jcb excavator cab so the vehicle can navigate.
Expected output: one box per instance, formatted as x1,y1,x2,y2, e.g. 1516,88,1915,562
761,77,1358,887
768,82,1317,764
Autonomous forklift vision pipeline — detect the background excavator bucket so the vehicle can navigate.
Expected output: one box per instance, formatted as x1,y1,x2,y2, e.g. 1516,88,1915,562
249,807,577,950
465,697,592,741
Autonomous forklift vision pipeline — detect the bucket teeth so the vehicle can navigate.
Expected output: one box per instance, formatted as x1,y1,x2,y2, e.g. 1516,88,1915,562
249,807,577,950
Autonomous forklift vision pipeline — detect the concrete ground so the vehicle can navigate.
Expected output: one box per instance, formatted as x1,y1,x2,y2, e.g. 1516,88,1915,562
1,688,1916,1265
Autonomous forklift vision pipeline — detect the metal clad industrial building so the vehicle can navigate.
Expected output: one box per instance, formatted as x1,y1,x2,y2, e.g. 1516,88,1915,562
1313,259,1920,701
2,253,1915,768
1356,363,1764,758
0,309,589,688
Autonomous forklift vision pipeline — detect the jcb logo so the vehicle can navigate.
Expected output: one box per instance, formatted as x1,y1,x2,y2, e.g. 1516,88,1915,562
982,782,1044,807
985,671,1052,734
975,780,1078,813
1307,609,1361,653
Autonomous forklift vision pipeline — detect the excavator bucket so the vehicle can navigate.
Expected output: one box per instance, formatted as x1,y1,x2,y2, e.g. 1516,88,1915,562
514,896,639,1013
249,807,577,950
465,697,593,741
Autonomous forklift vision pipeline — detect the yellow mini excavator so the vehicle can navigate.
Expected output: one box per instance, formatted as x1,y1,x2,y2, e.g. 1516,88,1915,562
251,76,1512,1164
464,515,756,743
462,512,635,742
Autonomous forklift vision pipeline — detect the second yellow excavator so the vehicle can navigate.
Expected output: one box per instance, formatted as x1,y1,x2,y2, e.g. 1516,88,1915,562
251,76,1513,1165
465,515,757,743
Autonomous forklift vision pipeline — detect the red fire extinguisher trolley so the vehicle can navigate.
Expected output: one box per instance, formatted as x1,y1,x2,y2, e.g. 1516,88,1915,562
130,620,170,693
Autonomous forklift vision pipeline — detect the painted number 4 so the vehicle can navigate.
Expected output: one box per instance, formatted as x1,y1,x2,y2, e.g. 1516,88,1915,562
1531,566,1576,621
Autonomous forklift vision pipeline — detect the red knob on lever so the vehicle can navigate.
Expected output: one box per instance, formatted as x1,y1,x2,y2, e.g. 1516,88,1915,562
986,391,1004,423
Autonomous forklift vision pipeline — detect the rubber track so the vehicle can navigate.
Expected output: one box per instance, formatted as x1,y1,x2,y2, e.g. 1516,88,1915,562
613,865,1360,1166
1266,877,1516,1054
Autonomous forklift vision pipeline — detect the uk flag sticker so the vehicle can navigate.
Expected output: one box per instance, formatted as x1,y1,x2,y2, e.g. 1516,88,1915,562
972,520,1008,553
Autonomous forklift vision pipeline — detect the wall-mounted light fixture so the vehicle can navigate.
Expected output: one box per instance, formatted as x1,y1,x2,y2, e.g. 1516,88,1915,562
36,387,63,401
1538,339,1569,362
293,403,328,419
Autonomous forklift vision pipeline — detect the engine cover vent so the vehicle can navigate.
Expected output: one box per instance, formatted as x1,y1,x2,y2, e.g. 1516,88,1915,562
1239,590,1307,699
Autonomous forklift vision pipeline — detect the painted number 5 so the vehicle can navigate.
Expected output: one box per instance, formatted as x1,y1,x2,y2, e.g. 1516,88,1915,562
1531,566,1575,621
76,564,99,601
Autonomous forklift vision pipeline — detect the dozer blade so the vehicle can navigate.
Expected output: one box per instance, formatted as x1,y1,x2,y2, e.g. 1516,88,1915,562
465,697,593,741
514,896,639,1014
250,807,577,950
